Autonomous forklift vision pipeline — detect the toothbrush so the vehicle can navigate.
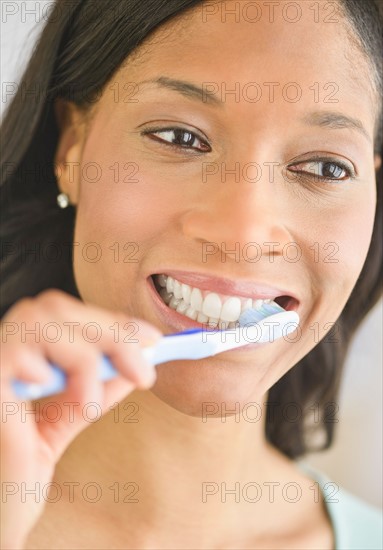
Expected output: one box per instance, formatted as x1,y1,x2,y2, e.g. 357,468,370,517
11,303,299,400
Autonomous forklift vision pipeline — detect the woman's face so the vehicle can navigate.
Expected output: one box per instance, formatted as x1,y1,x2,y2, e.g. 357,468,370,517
58,0,380,415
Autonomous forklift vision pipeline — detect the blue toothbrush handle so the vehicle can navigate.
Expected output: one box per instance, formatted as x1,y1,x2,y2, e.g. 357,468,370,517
11,355,119,400
9,309,291,400
10,328,205,400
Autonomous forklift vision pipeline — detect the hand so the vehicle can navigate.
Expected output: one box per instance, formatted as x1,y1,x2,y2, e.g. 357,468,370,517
0,290,162,548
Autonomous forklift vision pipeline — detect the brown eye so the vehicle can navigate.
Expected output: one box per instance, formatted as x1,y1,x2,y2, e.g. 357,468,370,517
142,127,211,152
288,159,353,181
321,162,346,179
172,129,195,147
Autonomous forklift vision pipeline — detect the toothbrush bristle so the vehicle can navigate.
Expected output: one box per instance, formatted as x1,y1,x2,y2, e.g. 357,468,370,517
238,303,285,327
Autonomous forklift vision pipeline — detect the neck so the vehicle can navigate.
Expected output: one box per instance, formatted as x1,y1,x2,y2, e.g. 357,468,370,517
56,389,295,548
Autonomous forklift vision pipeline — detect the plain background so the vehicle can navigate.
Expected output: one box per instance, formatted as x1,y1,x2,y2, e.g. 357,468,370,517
1,0,382,509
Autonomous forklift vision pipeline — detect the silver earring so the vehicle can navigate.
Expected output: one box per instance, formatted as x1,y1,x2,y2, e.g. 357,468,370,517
57,193,70,209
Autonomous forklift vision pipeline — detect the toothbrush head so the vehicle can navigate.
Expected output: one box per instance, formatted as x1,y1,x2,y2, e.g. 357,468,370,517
238,302,286,327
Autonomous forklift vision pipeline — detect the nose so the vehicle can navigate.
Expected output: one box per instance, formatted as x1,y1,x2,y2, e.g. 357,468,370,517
180,164,294,261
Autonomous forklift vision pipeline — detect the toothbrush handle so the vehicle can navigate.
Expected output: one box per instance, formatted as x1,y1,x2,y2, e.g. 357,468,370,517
11,323,258,399
11,355,121,400
10,331,198,400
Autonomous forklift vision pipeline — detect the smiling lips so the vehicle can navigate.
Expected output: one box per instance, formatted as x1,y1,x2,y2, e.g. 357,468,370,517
152,273,298,330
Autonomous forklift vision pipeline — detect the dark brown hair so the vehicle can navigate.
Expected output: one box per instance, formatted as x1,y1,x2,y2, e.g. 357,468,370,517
1,0,382,458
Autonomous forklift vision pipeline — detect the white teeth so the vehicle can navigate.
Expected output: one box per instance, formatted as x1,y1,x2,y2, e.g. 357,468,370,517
185,307,198,320
190,287,203,311
176,300,189,314
158,274,167,288
155,274,283,325
169,296,182,309
220,296,242,322
197,312,209,323
202,293,222,318
173,279,183,300
241,298,253,313
166,276,174,294
181,283,191,304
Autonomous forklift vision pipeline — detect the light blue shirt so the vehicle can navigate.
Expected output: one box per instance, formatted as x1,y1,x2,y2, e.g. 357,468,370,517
299,463,383,549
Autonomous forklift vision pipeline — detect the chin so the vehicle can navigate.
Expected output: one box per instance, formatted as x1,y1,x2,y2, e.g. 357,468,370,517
149,359,267,418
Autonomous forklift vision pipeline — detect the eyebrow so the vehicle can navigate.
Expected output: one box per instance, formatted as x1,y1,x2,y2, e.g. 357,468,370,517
134,79,372,142
302,111,371,143
137,77,223,106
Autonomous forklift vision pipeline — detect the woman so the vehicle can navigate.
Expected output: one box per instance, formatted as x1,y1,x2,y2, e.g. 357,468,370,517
1,0,382,548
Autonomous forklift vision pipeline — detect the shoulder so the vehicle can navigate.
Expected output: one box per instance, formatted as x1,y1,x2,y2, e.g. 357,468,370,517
298,462,382,550
328,486,382,549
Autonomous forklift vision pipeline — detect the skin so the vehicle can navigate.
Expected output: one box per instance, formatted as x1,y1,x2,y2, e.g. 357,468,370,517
21,0,381,548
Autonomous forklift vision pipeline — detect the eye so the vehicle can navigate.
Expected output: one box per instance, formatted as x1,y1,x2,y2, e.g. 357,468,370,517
288,159,355,182
141,126,211,153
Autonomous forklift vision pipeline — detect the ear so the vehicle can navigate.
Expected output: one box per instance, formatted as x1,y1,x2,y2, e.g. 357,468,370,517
54,99,88,206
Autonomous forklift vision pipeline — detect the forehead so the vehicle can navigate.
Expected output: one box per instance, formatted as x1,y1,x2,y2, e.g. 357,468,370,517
111,1,376,133
128,3,367,79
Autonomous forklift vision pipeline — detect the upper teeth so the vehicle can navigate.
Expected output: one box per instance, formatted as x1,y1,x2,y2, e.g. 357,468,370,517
155,274,282,329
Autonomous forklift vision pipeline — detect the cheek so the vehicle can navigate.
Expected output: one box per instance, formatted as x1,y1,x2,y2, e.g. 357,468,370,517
302,187,376,316
324,200,375,277
74,146,182,244
71,143,186,305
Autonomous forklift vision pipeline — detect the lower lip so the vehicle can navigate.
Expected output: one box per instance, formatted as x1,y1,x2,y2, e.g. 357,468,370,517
146,276,268,352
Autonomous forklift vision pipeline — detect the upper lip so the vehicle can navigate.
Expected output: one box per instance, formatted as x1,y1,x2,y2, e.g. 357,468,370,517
150,270,300,304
